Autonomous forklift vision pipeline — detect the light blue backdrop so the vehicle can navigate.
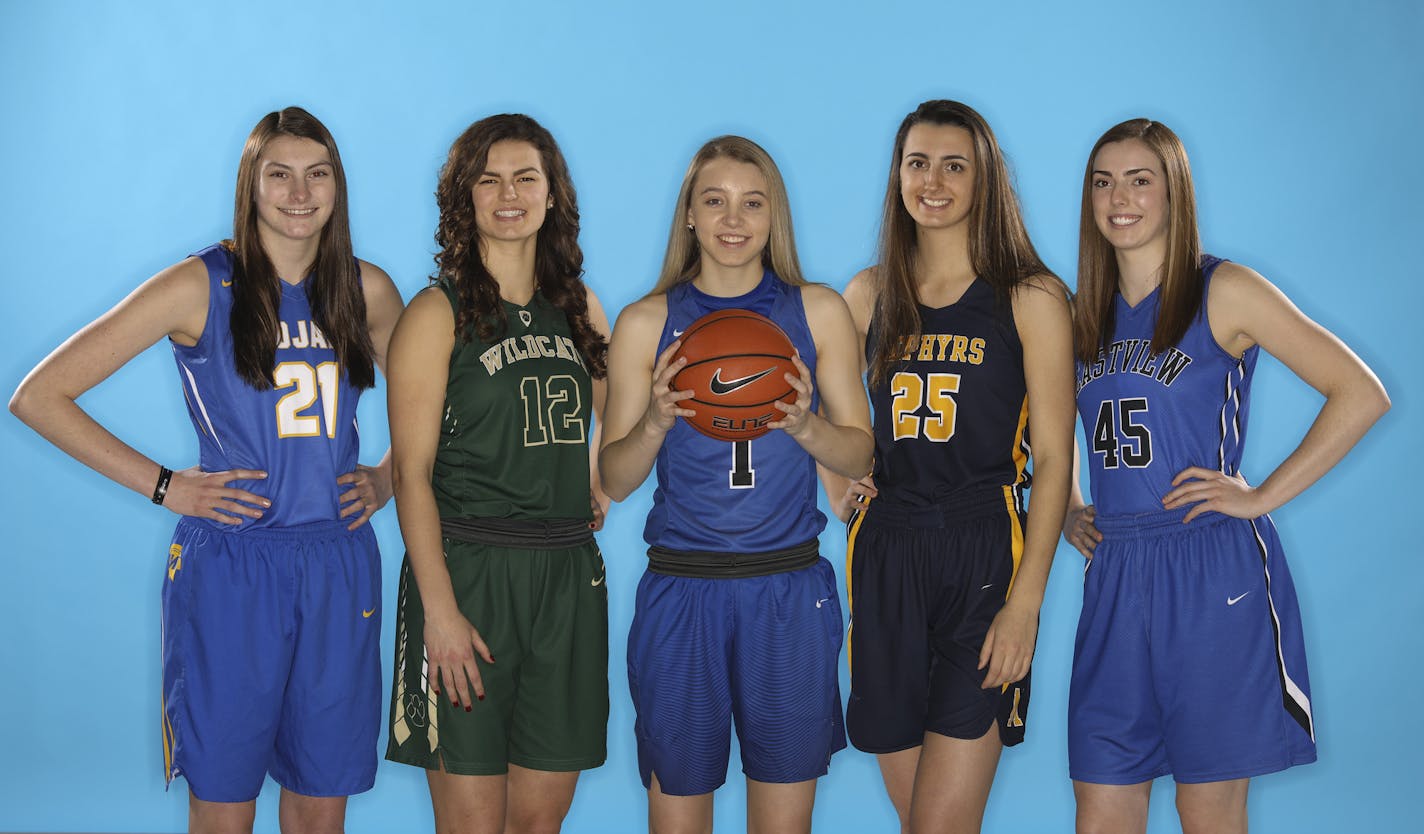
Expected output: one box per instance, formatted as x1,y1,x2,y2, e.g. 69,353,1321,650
2,1,1419,832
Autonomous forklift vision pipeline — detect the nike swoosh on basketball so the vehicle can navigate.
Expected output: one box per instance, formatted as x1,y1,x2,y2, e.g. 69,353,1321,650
1227,593,1249,606
709,367,775,395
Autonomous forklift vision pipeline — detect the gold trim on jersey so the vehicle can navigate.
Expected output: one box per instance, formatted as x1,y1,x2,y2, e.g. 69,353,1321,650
844,498,871,674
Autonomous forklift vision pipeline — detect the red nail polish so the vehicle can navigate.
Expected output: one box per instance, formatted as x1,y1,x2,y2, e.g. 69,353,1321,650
465,705,472,712
477,694,485,702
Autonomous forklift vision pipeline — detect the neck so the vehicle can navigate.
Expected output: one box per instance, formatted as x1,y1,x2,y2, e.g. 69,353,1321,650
259,229,321,286
913,223,976,290
481,236,538,305
692,256,764,298
1114,242,1166,306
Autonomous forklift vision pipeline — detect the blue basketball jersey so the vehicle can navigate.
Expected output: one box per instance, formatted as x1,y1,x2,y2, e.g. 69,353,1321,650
1075,256,1253,516
171,244,364,530
643,271,827,552
867,278,1029,510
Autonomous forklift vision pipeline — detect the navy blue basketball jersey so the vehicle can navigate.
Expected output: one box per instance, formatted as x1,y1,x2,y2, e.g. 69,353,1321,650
1075,256,1253,516
867,278,1029,510
644,271,826,552
171,244,364,530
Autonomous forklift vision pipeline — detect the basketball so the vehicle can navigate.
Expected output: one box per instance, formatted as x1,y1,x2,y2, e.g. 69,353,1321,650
671,309,800,441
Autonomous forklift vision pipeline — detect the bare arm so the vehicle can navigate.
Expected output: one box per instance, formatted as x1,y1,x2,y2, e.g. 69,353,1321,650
816,270,878,521
980,276,1077,687
337,261,405,529
779,284,873,479
386,287,492,708
1163,263,1390,521
585,286,613,528
9,256,271,522
597,295,694,501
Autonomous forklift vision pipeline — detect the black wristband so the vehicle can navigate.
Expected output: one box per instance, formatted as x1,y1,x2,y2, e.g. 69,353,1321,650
151,466,174,506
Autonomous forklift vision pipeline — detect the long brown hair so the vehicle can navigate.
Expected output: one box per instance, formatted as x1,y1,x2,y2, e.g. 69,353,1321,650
1073,118,1201,364
649,135,807,295
868,100,1052,388
230,107,374,390
434,114,606,378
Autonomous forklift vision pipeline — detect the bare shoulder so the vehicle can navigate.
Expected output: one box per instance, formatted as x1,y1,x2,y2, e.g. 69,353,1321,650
358,259,404,321
612,293,668,334
799,282,854,319
358,259,399,297
1208,260,1277,305
1011,272,1072,319
402,284,456,324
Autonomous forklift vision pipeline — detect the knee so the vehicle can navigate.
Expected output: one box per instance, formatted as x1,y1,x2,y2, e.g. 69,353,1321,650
1175,783,1248,834
504,809,567,834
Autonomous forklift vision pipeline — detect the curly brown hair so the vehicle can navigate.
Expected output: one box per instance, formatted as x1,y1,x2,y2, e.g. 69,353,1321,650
433,114,606,378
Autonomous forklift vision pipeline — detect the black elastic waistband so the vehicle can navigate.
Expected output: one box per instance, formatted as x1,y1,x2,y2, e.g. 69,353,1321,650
861,486,1017,530
441,517,592,549
647,539,819,579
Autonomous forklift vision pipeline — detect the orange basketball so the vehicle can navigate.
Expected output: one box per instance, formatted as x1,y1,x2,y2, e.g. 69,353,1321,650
672,309,799,441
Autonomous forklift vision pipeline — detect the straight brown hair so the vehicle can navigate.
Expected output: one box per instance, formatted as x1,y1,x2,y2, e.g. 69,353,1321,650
229,107,374,390
868,100,1053,388
1074,118,1202,364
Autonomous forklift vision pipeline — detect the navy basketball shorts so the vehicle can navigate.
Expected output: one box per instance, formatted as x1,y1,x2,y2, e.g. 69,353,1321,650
844,488,1030,753
161,518,382,802
626,558,847,796
1069,509,1317,785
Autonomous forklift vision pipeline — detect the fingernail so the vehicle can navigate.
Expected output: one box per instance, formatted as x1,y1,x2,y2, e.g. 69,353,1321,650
477,694,485,702
263,500,272,507
465,704,473,712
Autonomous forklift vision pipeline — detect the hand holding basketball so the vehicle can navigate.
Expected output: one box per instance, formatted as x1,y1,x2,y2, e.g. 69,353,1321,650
767,351,814,437
643,339,697,434
671,309,800,441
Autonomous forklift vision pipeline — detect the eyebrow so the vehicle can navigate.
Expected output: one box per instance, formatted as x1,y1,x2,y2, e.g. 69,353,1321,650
1093,167,1157,176
262,160,331,171
698,186,767,198
905,152,970,161
482,166,541,177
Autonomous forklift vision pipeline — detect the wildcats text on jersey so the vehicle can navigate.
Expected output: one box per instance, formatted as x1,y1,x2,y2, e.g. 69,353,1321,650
478,334,586,376
1076,339,1193,394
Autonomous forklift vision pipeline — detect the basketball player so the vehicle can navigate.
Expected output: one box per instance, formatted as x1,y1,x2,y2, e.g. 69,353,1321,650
1063,119,1389,834
9,108,402,833
599,136,873,834
818,100,1075,834
382,114,611,834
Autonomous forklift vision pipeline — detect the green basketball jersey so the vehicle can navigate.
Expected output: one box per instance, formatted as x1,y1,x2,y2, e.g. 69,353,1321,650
432,283,593,521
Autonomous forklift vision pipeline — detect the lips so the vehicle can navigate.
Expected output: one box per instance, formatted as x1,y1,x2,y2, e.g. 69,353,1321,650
920,197,949,208
494,208,527,220
717,234,750,246
1108,215,1141,227
280,207,317,216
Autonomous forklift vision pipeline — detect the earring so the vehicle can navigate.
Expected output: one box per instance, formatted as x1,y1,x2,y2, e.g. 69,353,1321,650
687,224,695,232
547,199,554,209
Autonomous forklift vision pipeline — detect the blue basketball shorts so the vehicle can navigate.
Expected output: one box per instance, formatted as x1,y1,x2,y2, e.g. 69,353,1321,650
626,557,847,796
844,488,1030,754
161,518,382,802
1069,509,1317,785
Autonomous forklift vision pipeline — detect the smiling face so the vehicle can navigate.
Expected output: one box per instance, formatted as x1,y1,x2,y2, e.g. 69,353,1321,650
254,134,335,244
1091,138,1170,257
686,156,772,273
899,123,976,230
471,139,551,245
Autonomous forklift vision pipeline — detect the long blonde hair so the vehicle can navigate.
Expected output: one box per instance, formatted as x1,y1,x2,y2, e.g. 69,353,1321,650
1074,118,1202,364
649,135,806,295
